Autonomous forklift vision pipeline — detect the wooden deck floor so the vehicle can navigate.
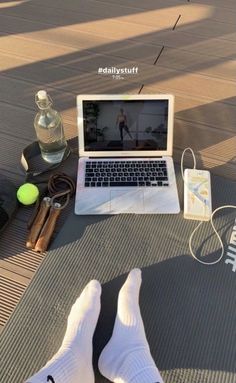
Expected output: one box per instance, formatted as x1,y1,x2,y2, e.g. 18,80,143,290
0,0,236,332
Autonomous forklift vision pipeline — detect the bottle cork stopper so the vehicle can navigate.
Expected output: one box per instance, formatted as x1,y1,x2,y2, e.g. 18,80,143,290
37,90,48,100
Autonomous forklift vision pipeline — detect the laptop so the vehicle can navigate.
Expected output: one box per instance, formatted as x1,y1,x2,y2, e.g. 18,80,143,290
75,94,180,215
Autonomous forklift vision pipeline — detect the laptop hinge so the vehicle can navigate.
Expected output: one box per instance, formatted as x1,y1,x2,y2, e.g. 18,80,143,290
88,156,162,159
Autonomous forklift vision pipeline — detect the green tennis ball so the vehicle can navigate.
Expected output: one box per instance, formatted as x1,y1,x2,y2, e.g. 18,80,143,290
17,183,39,205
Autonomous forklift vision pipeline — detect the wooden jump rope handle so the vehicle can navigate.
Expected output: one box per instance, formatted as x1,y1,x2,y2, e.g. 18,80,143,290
26,197,51,249
34,203,61,253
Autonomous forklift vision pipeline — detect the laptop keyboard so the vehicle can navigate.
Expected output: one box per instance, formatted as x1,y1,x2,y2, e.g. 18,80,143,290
84,160,169,187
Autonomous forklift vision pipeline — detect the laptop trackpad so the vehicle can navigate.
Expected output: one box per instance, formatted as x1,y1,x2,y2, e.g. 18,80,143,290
110,189,144,213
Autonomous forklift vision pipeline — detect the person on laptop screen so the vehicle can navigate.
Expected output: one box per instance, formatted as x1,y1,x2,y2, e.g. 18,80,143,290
116,107,133,142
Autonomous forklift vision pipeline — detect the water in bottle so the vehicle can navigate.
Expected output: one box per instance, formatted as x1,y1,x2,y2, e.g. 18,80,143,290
34,90,69,164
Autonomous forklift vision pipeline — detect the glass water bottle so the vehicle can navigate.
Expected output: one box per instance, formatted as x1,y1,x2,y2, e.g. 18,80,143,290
34,90,69,164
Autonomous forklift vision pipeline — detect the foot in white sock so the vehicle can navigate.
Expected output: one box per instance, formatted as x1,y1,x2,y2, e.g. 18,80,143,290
26,279,101,383
98,269,163,383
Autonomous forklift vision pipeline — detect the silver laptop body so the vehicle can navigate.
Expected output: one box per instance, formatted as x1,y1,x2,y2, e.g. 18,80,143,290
75,94,180,215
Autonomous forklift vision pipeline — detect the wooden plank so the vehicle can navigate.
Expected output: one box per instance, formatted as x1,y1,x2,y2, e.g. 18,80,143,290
0,33,77,62
0,223,44,274
191,0,236,11
42,1,183,29
0,1,181,29
156,47,236,81
0,101,35,143
0,31,152,70
174,148,236,181
0,16,159,65
0,131,33,174
158,31,236,59
3,2,234,47
0,34,145,92
0,268,29,287
0,15,235,66
34,0,187,14
178,18,236,42
176,2,236,26
0,257,36,280
118,29,236,60
173,118,236,180
93,0,236,13
0,44,153,82
0,5,176,39
2,0,182,17
174,95,236,134
0,270,28,329
4,2,231,49
1,41,235,106
92,0,189,9
143,69,236,105
0,20,114,53
174,118,236,158
204,6,236,25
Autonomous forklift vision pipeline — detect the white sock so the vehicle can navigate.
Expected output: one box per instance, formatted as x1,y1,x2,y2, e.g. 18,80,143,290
26,279,101,383
98,269,163,383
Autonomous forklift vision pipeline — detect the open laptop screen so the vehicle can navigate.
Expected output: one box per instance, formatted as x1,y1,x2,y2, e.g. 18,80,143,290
82,99,169,152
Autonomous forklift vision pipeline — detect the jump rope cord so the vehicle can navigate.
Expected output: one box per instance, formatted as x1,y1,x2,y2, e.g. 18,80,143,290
48,173,76,209
181,148,236,266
